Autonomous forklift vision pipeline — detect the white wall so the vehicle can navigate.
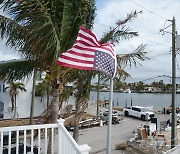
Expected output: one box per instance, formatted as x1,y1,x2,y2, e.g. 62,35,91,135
0,78,77,119
3,78,47,119
0,80,4,103
0,80,5,118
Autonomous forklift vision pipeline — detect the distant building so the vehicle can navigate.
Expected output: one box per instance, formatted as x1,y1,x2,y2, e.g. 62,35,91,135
123,88,131,93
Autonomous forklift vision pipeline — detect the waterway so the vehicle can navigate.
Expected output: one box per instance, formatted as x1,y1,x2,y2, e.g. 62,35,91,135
90,91,180,111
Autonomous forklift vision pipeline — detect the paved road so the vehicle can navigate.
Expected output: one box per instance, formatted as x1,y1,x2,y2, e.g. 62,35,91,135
79,112,169,154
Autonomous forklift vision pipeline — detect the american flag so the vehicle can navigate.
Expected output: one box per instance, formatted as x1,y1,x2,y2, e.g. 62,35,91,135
56,27,116,78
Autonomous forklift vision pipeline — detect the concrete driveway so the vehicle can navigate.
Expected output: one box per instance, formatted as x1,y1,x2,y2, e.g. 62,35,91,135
79,113,169,154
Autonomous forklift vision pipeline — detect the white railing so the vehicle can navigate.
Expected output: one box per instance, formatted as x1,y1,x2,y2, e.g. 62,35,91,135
0,119,91,154
163,145,180,154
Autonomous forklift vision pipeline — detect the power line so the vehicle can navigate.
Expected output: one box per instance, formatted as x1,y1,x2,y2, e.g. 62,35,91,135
142,32,159,37
138,36,171,48
140,75,171,82
128,0,167,20
149,52,170,59
130,75,180,84
94,22,171,48
94,22,110,28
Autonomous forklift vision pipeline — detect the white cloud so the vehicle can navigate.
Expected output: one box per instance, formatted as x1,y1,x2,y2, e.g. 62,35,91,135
94,0,180,83
0,41,20,61
0,0,180,83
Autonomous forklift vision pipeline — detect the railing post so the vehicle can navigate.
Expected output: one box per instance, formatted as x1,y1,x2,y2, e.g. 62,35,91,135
57,118,65,126
78,144,91,154
57,118,65,154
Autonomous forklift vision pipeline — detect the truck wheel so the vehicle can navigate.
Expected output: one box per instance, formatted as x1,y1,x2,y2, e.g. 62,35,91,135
141,115,145,121
124,111,129,117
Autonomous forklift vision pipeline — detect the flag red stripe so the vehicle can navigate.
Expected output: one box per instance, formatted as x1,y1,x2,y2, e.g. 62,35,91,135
56,61,93,70
75,40,95,47
75,41,114,56
77,33,99,46
102,43,114,51
73,45,95,52
80,27,100,46
56,26,116,78
60,55,94,64
99,45,114,56
68,50,94,58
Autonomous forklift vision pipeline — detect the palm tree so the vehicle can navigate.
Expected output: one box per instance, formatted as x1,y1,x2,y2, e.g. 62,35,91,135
5,81,26,118
0,1,96,152
30,69,37,124
72,70,95,142
36,73,54,107
0,0,95,123
71,10,150,143
95,11,149,120
0,0,148,148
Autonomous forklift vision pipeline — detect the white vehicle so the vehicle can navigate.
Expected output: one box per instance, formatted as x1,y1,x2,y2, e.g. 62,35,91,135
123,106,155,120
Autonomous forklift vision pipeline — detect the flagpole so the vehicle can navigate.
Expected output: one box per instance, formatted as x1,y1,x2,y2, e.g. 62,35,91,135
106,78,113,154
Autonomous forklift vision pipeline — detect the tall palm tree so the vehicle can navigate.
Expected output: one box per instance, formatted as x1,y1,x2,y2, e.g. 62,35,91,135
36,73,54,107
0,0,95,123
30,69,37,124
72,70,95,142
0,1,95,152
5,81,26,118
0,0,149,148
95,11,149,121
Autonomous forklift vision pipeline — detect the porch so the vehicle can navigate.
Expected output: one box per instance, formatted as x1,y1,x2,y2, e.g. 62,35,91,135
0,119,91,154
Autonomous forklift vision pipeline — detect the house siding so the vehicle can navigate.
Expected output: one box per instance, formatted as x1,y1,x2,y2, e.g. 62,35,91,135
1,78,48,119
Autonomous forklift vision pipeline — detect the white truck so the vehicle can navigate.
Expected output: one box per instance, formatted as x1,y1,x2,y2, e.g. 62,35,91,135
123,106,155,120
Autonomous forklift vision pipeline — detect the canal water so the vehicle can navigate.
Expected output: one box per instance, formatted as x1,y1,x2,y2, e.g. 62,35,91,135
90,91,180,111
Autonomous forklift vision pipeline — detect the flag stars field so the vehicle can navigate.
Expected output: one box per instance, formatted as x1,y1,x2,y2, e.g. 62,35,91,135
57,27,116,78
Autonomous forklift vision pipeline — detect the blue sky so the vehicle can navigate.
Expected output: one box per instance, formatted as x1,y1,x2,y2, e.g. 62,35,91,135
1,0,180,83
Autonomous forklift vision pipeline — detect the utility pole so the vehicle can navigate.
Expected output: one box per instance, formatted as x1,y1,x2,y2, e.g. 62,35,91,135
171,16,177,149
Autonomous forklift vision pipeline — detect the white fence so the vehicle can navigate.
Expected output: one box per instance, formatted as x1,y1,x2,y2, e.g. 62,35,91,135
0,119,91,154
163,145,180,154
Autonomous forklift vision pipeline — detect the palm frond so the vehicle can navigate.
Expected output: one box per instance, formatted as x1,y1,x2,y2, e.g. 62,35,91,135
116,44,149,67
60,0,93,52
99,26,138,44
116,67,131,80
99,10,141,44
113,27,138,43
0,15,26,50
0,59,35,81
86,0,96,30
116,10,143,25
0,1,62,67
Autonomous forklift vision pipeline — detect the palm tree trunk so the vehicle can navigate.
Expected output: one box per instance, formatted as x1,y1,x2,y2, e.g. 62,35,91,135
73,100,81,143
47,80,64,154
13,95,17,119
73,98,89,143
30,69,37,125
47,88,49,108
11,96,14,112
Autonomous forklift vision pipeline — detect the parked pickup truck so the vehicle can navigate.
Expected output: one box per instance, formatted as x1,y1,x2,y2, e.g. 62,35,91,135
123,106,155,120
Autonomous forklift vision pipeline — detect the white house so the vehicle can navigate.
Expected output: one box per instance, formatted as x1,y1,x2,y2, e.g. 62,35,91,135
0,74,76,120
0,77,48,119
